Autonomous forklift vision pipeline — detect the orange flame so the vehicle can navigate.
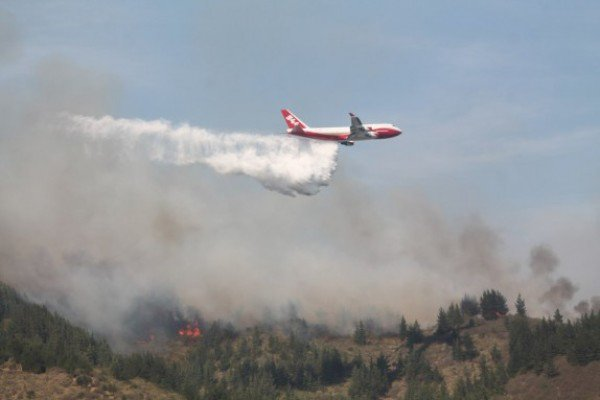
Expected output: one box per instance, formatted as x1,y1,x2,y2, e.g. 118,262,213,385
178,323,201,339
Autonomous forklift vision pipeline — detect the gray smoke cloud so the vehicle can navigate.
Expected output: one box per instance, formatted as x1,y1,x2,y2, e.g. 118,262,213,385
574,300,590,315
0,54,585,347
540,277,578,311
530,245,559,276
574,296,600,315
528,245,580,313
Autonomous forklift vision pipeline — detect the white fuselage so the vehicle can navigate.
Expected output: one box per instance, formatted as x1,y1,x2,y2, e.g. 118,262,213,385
280,109,402,144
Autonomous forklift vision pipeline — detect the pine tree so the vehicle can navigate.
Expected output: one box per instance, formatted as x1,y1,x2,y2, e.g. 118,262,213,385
553,309,564,324
480,289,509,320
447,303,464,329
462,333,478,360
508,315,533,374
452,333,478,361
348,365,370,398
399,316,408,340
452,340,462,361
406,321,424,348
353,321,367,346
491,344,502,364
436,308,451,337
515,294,527,317
375,353,390,382
348,358,390,399
460,294,481,317
392,353,405,379
319,347,346,384
251,326,262,351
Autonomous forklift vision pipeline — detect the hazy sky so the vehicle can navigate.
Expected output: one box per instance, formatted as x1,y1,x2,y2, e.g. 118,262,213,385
2,1,599,300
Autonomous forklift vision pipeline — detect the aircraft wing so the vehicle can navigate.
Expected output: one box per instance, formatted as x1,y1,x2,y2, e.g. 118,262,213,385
347,113,373,140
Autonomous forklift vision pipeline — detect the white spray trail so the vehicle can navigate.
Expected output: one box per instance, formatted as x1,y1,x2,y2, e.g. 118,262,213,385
66,115,339,196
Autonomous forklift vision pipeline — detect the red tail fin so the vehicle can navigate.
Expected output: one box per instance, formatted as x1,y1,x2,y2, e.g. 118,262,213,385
281,109,308,129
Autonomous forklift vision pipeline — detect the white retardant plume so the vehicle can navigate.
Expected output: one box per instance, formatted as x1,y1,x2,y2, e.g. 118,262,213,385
66,114,338,196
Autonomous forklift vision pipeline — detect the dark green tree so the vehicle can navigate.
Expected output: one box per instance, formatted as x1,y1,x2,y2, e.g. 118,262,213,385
0,282,113,375
436,308,451,337
399,316,408,341
319,347,346,384
348,358,389,400
480,289,509,320
452,333,478,361
406,321,424,348
462,333,478,360
566,314,600,366
460,294,481,317
404,349,443,384
508,315,533,374
515,294,527,317
553,309,564,324
353,321,367,346
447,303,464,329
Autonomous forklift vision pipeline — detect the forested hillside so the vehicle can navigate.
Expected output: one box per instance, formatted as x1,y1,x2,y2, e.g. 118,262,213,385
0,282,112,373
1,281,599,399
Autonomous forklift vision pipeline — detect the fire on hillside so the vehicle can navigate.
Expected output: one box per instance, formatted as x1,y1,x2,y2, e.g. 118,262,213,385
178,322,201,339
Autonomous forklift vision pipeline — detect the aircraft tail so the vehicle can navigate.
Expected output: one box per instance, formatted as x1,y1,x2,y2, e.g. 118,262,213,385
281,109,308,129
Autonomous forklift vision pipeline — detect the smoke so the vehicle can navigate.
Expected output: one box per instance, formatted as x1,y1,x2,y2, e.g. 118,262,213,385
529,245,559,276
539,277,578,311
574,296,600,315
0,53,588,347
527,245,579,313
574,300,590,315
65,114,338,196
593,296,600,312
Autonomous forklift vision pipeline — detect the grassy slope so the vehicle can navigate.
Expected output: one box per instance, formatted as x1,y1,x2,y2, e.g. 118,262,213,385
0,359,184,400
500,356,600,400
297,318,599,399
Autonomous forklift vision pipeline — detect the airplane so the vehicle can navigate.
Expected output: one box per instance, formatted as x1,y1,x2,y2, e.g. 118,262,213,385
281,109,402,146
